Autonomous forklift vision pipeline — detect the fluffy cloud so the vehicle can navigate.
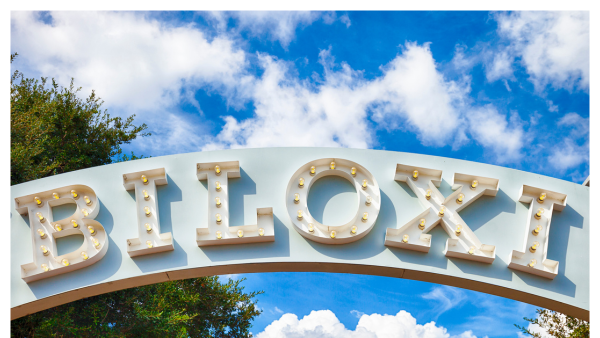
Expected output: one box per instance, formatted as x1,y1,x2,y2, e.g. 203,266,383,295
493,11,589,91
548,112,589,172
257,310,479,338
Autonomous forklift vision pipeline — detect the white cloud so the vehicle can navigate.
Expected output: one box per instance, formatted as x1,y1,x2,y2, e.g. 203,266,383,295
485,50,514,82
257,309,480,338
494,11,589,91
421,286,467,320
350,310,365,318
548,112,589,172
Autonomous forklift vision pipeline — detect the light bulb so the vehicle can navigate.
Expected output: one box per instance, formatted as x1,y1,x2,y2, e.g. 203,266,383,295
144,207,151,217
88,225,96,235
84,196,92,206
81,251,89,260
215,181,221,191
37,229,47,238
530,241,540,253
308,223,314,233
330,161,336,170
54,224,62,232
533,225,542,235
456,193,464,204
294,193,300,203
362,212,368,221
351,225,357,234
468,246,476,255
366,196,372,205
538,192,547,203
92,237,100,249
82,209,89,217
455,224,462,236
471,180,478,189
146,240,153,248
62,259,70,266
216,231,222,239
143,190,149,200
215,197,221,206
41,263,49,272
299,177,305,187
145,223,152,233
535,208,544,219
362,179,368,189
36,212,45,222
258,228,265,236
297,210,303,220
53,192,59,199
310,166,316,175
402,234,409,243
34,196,42,206
141,175,148,184
412,170,419,180
418,218,426,230
237,230,244,238
40,245,49,256
330,231,336,239
528,259,537,267
438,206,446,217
71,190,78,198
216,213,222,223
351,167,357,176
425,189,432,199
71,220,79,228
215,165,221,175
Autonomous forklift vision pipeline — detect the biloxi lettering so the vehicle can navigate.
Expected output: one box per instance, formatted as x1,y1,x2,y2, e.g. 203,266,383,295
16,158,566,282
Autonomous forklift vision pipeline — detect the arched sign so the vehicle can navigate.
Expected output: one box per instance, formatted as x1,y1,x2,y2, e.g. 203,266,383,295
10,148,589,320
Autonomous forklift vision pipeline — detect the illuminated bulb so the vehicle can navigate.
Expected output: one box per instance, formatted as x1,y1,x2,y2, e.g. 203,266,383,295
88,225,96,235
53,192,59,199
330,161,336,170
529,241,540,253
468,246,476,255
310,166,316,175
71,220,79,228
351,225,357,234
308,223,314,233
402,234,409,243
40,245,49,256
215,197,221,206
216,213,222,223
455,224,462,236
34,196,42,206
366,196,372,205
237,230,244,238
362,212,368,221
144,207,151,217
418,218,426,230
216,231,222,239
351,167,357,176
362,179,368,189
36,212,45,222
54,224,62,232
37,229,47,239
146,240,153,248
330,231,336,239
215,181,221,191
81,251,89,260
438,206,446,217
143,190,149,200
297,210,303,220
215,165,221,175
92,237,100,249
528,259,537,268
84,196,92,206
412,170,419,180
538,192,547,203
425,189,432,199
258,228,265,236
145,223,152,233
82,209,89,217
456,193,464,204
534,208,544,219
294,193,300,203
62,259,70,266
299,177,305,187
41,263,49,272
533,225,542,236
471,180,478,189
71,190,78,198
141,175,148,184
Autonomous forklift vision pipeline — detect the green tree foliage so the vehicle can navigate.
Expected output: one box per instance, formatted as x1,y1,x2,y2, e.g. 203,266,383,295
11,276,263,337
11,52,150,185
516,309,590,338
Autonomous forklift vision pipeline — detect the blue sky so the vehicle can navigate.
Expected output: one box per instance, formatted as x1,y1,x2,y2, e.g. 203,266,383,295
10,11,589,337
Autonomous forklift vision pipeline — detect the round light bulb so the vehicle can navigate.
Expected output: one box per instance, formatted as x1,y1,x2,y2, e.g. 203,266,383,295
258,228,265,236
62,259,70,266
351,167,357,176
330,162,336,170
455,224,462,236
71,190,78,198
40,245,49,255
71,220,79,228
143,190,149,200
310,166,316,175
88,225,96,235
530,241,540,252
216,214,222,223
52,192,59,200
237,230,244,238
146,240,153,248
412,170,419,180
425,189,432,199
535,208,545,219
528,259,537,267
36,212,45,222
533,225,542,235
308,223,314,233
92,237,100,249
41,263,49,272
438,206,446,217
82,209,89,217
145,223,152,233
81,251,89,260
402,234,409,243
418,218,426,230
294,193,300,203
362,212,368,221
362,179,368,189
457,193,464,203
297,210,303,219
330,231,336,239
37,229,46,238
84,196,92,206
468,246,476,255
215,181,221,191
54,224,62,232
216,231,222,239
141,175,148,184
471,180,478,189
215,197,221,206
351,225,357,234
144,207,151,217
34,196,42,206
366,196,372,205
215,165,221,175
538,192,547,202
299,177,305,187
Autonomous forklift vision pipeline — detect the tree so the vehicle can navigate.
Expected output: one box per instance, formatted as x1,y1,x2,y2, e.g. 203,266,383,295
516,309,590,338
11,54,264,337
